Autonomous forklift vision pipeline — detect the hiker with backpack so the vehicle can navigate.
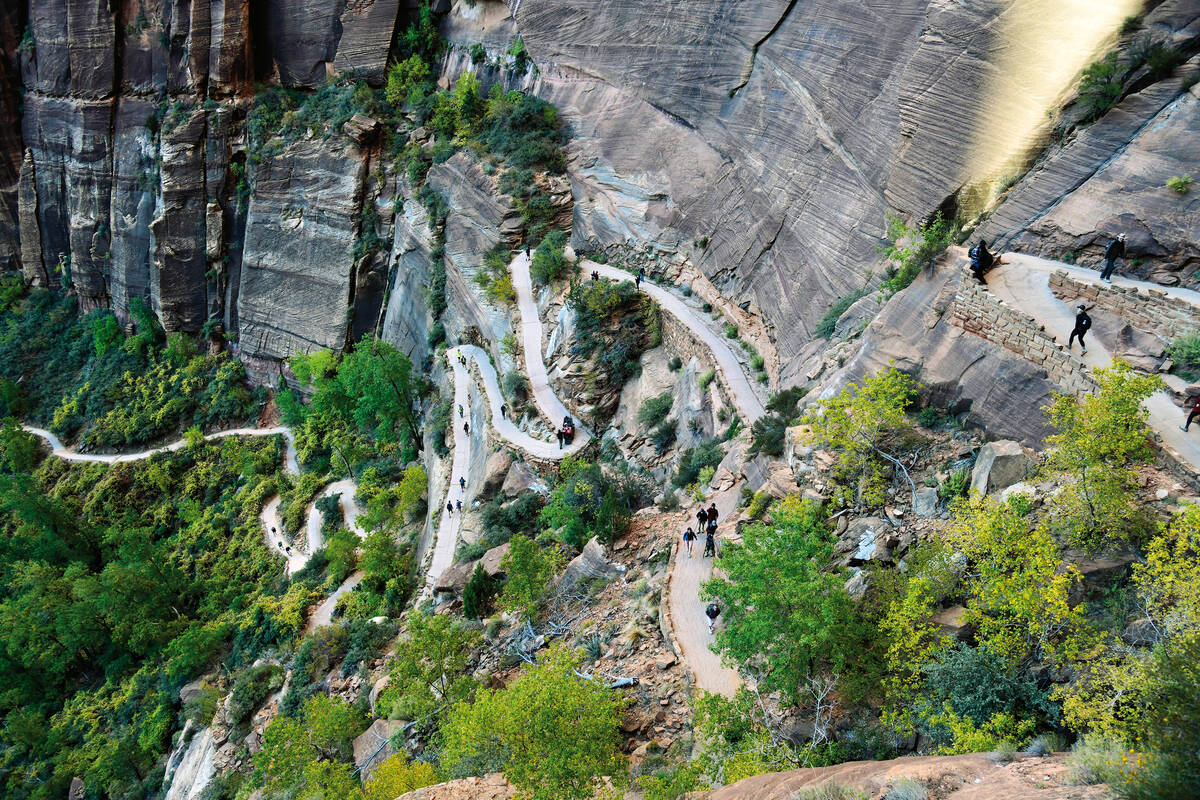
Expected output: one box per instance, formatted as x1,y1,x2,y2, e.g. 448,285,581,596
1067,303,1094,355
1182,394,1200,433
1100,234,1126,282
705,602,720,635
682,526,697,557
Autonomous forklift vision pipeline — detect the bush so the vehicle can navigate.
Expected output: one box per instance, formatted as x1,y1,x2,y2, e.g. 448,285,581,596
881,213,960,295
698,369,715,390
499,535,563,620
1166,174,1193,195
724,322,738,338
503,371,530,404
530,230,570,285
638,392,674,429
792,784,866,800
673,438,725,488
463,563,499,619
937,467,970,500
540,459,640,548
668,356,682,372
650,419,677,454
1066,735,1127,785
230,664,285,722
884,777,927,800
1077,52,1124,123
815,288,870,339
748,414,788,458
566,278,656,391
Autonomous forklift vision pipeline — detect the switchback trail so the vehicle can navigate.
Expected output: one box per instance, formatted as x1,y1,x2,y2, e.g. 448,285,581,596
988,252,1200,474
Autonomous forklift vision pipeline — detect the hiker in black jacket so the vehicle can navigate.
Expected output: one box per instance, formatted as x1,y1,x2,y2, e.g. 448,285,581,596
1068,304,1094,355
969,240,995,285
1100,234,1126,282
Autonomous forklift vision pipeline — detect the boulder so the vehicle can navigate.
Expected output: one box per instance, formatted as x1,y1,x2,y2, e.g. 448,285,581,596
969,440,1032,496
502,461,547,496
912,487,939,518
558,537,624,588
480,451,513,499
931,605,972,641
844,570,869,601
844,517,891,564
435,560,475,594
353,719,407,780
342,114,380,145
479,543,510,577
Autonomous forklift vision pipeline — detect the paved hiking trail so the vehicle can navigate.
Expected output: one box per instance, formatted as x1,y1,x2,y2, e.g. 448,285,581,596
586,262,768,425
668,490,744,696
24,253,768,694
988,252,1200,473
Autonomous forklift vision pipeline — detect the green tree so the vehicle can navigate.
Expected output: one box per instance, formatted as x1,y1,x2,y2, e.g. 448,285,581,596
463,562,499,619
439,645,627,800
378,610,481,722
702,496,861,703
802,367,917,508
385,54,431,108
1042,360,1160,551
499,535,563,621
255,695,366,794
0,418,38,473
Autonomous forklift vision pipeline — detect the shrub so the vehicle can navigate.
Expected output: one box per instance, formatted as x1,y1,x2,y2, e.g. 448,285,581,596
746,490,770,520
673,438,725,488
1066,735,1127,785
230,664,285,722
1166,334,1200,379
503,371,530,404
792,784,866,800
469,42,487,65
815,288,869,339
884,777,927,800
540,459,639,548
723,322,738,338
1141,43,1186,81
937,467,969,500
668,356,682,371
463,563,499,619
500,535,563,620
650,419,677,454
530,230,570,285
566,278,655,390
748,413,788,458
1026,732,1068,756
698,369,715,390
638,392,674,429
1077,52,1125,123
1167,174,1193,195
881,213,960,295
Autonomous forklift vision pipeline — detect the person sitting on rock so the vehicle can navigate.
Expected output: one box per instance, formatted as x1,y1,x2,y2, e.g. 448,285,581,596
1067,303,1094,355
969,239,995,285
1181,394,1200,433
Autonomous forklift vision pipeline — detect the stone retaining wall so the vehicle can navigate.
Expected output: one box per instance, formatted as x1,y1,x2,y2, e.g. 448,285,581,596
1049,270,1200,344
660,310,738,419
952,269,1097,396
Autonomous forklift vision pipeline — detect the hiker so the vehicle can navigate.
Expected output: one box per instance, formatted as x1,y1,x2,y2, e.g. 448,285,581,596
591,270,599,281
556,430,564,449
285,546,292,555
459,476,466,490
703,527,716,558
969,239,994,285
525,246,531,258
458,404,463,417
1100,233,1127,282
1068,303,1094,355
463,422,469,434
707,503,718,525
500,403,507,419
1182,394,1200,433
696,506,708,528
635,269,644,290
456,499,462,512
446,501,454,515
682,526,697,557
705,602,720,634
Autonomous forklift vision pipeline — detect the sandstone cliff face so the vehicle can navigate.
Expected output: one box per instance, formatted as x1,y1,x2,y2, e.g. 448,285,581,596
4,0,1198,404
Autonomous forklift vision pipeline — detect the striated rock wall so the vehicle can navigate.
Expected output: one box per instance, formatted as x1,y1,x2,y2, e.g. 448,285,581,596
1050,268,1200,345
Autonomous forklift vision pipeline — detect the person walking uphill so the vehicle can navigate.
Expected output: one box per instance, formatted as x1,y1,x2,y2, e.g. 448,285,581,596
1100,233,1126,282
1182,394,1200,433
682,526,697,557
1068,304,1094,355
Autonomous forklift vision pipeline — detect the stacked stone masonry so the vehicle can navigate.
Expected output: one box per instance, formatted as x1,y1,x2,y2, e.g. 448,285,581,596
952,269,1097,397
1049,270,1200,345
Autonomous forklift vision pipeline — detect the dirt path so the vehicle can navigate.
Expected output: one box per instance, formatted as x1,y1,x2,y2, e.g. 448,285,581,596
988,252,1200,472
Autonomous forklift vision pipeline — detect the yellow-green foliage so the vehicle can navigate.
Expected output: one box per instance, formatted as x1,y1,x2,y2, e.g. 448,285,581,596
378,610,481,721
362,754,438,800
803,368,917,508
1133,504,1200,637
1042,360,1160,551
924,703,1036,755
947,495,1088,668
499,534,564,621
439,645,627,800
